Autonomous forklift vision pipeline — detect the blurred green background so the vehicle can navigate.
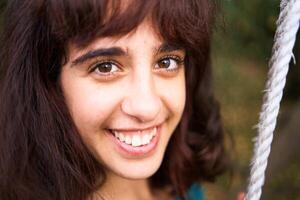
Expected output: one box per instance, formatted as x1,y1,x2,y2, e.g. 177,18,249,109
0,0,300,199
206,0,300,199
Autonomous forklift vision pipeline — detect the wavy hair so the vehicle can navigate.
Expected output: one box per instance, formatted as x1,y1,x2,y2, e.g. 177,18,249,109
0,0,227,199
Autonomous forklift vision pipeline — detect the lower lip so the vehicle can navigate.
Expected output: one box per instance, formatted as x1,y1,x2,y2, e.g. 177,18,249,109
106,126,161,157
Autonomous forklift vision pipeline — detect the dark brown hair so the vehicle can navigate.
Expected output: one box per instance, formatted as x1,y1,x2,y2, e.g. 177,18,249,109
0,0,227,199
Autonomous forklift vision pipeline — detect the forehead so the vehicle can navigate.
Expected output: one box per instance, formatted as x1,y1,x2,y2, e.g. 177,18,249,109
67,21,163,60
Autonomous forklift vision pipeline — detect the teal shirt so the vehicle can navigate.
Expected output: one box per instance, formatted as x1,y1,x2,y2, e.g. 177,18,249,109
175,183,204,200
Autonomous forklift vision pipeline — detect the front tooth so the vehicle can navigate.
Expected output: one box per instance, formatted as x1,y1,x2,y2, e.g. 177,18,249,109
142,134,150,145
125,135,132,144
119,133,125,142
132,135,142,147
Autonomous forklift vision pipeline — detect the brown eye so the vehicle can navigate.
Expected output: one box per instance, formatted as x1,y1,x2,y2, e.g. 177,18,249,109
90,62,120,75
95,63,113,72
155,57,182,71
158,59,171,69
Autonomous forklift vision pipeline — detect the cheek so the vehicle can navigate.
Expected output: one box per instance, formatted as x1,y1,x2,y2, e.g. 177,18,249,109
60,74,122,134
157,74,186,118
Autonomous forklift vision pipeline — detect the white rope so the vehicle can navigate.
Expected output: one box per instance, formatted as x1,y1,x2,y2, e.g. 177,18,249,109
245,1,300,200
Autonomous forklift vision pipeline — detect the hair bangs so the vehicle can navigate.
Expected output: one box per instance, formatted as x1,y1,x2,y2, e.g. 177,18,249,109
48,0,154,47
154,0,215,50
47,0,215,50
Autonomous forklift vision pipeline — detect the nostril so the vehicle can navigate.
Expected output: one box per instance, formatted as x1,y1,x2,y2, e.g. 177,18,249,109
120,96,161,122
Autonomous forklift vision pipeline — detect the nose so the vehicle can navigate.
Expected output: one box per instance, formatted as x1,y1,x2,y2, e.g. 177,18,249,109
121,76,161,123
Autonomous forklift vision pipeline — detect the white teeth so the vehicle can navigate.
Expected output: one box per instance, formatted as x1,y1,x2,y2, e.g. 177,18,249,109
111,127,157,146
149,130,153,137
142,134,150,145
149,127,156,137
125,135,132,144
132,135,142,147
119,133,125,142
114,131,119,138
153,127,157,136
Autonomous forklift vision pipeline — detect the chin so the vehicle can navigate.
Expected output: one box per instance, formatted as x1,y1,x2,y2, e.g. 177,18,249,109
109,149,165,180
121,164,160,180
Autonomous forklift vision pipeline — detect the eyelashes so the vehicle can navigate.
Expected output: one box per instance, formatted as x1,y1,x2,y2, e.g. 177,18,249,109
155,55,184,72
88,54,185,80
89,60,121,76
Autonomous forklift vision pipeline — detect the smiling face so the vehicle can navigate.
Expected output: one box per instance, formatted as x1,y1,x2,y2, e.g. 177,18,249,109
60,21,186,180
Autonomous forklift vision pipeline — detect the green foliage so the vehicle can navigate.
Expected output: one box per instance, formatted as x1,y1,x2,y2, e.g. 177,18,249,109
212,1,300,200
214,0,280,60
266,157,300,200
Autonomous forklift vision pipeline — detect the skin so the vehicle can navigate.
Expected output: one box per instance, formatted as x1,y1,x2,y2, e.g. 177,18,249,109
60,18,245,200
60,20,186,199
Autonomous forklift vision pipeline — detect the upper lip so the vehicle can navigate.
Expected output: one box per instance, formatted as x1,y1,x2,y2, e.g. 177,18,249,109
108,123,163,132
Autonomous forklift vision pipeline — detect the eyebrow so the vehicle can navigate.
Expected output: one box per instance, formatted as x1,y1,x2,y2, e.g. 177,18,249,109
71,43,184,66
156,43,185,54
72,47,126,65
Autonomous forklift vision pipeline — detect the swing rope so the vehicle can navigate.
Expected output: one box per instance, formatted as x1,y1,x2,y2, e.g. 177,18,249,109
245,0,300,200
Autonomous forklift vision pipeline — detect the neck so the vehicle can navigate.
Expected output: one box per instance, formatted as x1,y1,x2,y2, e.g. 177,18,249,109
94,172,154,200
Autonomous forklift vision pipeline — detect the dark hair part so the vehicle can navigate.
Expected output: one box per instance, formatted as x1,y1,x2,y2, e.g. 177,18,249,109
0,0,227,199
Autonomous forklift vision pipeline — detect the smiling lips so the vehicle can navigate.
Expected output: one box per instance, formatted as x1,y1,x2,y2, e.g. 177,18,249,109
110,127,157,147
107,126,160,156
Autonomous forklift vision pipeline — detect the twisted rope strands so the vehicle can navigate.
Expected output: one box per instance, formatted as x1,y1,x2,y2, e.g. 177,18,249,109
245,1,300,200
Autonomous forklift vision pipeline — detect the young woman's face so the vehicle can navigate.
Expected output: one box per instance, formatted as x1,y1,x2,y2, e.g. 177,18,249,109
60,21,186,179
